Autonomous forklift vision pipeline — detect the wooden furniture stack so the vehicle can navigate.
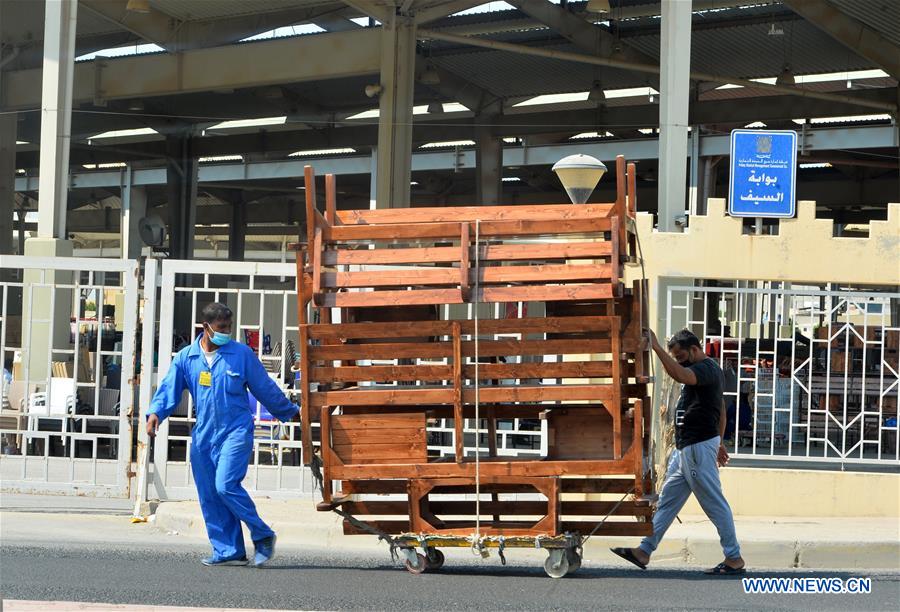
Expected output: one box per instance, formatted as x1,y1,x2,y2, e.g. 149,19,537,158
293,156,653,576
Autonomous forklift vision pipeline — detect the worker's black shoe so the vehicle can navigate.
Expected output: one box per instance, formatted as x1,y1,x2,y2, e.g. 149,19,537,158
253,535,277,567
201,554,249,567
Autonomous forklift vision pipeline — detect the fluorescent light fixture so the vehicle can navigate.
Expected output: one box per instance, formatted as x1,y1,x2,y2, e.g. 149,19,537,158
82,162,128,169
501,177,521,182
207,116,286,130
744,121,767,128
420,140,476,149
288,148,356,157
199,155,244,163
88,127,158,139
799,163,832,169
503,137,519,144
571,131,614,139
16,140,28,145
514,92,589,107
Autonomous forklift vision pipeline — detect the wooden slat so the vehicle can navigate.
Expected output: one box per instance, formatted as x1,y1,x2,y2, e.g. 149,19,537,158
333,442,425,461
336,203,616,225
452,322,463,464
459,223,470,299
331,429,424,446
478,242,612,261
311,226,323,297
310,337,611,360
322,268,457,288
615,155,626,249
332,413,424,429
463,361,623,380
478,284,613,303
304,165,316,254
322,247,459,266
332,458,635,481
561,501,651,517
342,501,410,515
311,388,455,407
310,364,453,383
319,288,463,307
310,342,453,360
462,384,615,404
306,315,615,339
343,480,407,494
478,263,612,284
325,173,337,225
328,218,612,241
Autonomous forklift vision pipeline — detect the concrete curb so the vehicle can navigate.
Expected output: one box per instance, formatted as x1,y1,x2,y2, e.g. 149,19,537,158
153,501,900,570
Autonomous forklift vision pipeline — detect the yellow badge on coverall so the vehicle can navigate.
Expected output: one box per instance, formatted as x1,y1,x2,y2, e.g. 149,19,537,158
199,371,212,386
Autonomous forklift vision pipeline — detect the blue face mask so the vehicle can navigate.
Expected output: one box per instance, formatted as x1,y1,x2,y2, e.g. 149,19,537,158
206,325,231,347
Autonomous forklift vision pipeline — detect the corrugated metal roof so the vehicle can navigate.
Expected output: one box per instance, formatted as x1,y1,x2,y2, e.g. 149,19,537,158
830,0,900,47
625,19,878,79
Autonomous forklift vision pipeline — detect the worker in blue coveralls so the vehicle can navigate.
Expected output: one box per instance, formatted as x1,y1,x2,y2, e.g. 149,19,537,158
146,302,298,567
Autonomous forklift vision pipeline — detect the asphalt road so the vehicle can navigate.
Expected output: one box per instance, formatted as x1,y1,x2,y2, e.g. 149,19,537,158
2,542,898,611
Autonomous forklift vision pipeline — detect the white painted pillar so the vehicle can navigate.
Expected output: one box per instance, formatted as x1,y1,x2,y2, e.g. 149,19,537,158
369,146,378,210
375,16,416,209
120,165,147,260
688,125,700,218
36,0,78,240
657,0,692,232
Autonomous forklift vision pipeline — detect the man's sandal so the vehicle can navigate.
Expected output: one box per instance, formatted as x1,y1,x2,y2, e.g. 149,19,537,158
610,547,647,570
704,562,746,575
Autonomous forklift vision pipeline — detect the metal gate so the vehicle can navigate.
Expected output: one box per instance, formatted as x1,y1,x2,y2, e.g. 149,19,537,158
145,258,311,501
0,255,139,496
666,283,900,466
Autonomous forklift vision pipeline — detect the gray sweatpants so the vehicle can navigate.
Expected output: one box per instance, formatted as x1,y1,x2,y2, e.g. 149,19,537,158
639,435,741,559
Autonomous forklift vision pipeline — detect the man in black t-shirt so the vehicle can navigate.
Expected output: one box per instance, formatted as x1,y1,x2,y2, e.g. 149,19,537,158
612,329,745,575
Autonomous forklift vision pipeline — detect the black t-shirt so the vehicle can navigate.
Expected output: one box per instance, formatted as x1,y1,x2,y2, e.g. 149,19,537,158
674,358,724,449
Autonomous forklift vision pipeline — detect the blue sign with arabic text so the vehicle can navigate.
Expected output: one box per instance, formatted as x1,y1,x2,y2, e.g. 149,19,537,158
728,129,797,218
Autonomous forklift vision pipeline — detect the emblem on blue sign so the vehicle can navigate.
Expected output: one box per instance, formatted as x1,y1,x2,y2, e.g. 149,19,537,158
729,129,797,218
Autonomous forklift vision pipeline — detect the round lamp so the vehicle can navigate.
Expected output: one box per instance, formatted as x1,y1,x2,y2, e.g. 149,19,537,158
552,154,607,204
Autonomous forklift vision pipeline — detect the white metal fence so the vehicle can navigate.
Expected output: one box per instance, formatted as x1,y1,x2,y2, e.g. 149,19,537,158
147,258,310,500
666,283,899,466
0,255,139,496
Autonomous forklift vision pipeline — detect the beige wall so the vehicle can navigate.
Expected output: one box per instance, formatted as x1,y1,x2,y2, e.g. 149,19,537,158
684,467,900,518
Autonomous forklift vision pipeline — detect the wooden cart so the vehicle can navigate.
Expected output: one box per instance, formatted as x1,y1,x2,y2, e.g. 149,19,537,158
293,156,653,577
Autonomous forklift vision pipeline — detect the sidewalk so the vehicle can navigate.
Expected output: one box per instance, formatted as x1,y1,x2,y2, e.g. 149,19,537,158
3,494,898,570
152,497,900,570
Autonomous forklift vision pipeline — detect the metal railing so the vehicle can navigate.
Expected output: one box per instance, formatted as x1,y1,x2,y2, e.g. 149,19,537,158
666,284,899,466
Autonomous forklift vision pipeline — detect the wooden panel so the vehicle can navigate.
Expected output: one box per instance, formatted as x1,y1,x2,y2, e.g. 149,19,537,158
329,458,636,480
560,501,651,517
311,388,455,407
463,384,616,404
323,264,614,289
329,222,462,241
548,408,615,460
478,264,612,284
343,480,407,494
336,203,616,225
463,361,626,380
310,337,611,360
330,413,426,465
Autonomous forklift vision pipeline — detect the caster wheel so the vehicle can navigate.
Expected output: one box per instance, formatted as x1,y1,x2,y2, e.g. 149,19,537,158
566,549,582,574
404,552,427,575
425,548,445,570
544,553,570,579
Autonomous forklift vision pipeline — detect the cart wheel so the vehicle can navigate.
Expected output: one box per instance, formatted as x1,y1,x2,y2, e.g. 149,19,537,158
425,548,445,570
565,549,582,574
404,552,428,575
543,552,570,579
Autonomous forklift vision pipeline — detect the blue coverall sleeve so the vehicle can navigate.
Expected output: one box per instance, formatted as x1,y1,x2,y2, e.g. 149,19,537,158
245,350,298,422
148,351,187,422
